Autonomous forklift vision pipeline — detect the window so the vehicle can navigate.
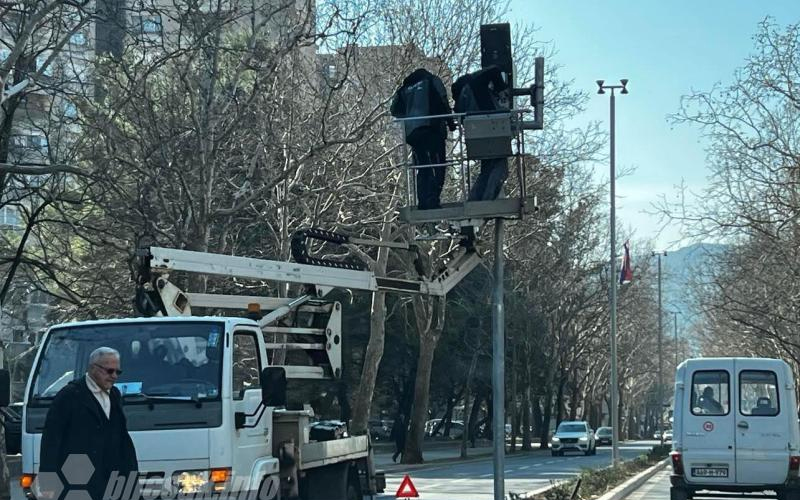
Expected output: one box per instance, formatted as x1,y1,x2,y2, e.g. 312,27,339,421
30,135,48,152
326,64,336,79
69,32,87,46
10,135,26,148
556,423,587,433
691,370,730,416
0,205,20,228
140,16,162,34
740,370,779,416
63,102,77,118
31,322,224,400
0,48,9,62
232,332,260,400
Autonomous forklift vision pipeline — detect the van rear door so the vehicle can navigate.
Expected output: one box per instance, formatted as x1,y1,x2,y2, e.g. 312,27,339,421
683,359,736,485
733,359,789,485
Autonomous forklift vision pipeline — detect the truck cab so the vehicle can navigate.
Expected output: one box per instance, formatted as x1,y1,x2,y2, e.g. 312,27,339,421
670,357,800,500
21,316,381,500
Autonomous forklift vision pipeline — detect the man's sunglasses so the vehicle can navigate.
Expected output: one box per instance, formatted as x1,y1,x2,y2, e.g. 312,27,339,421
93,364,122,376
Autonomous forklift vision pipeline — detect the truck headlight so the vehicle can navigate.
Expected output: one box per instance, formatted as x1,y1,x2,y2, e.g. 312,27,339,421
175,471,208,494
174,468,230,494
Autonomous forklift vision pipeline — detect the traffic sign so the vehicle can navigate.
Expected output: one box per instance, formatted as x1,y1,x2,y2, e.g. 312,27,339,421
395,474,419,498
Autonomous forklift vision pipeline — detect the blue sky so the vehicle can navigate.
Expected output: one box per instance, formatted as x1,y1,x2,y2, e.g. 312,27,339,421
508,1,800,250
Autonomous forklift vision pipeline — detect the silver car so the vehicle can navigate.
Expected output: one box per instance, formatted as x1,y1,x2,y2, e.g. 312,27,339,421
550,421,596,456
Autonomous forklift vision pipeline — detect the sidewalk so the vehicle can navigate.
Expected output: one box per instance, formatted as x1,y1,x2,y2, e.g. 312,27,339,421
625,469,671,500
373,439,551,472
374,441,492,470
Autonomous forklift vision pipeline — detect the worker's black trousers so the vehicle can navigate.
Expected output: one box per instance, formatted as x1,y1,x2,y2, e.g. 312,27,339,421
411,134,447,210
469,158,508,202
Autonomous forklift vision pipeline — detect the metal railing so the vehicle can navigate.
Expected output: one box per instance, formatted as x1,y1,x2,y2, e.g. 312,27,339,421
392,108,534,216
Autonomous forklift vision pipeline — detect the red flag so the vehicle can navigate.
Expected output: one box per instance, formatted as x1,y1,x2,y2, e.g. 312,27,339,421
619,240,633,285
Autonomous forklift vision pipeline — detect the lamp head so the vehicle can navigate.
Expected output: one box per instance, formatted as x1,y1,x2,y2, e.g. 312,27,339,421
596,80,605,94
620,79,629,94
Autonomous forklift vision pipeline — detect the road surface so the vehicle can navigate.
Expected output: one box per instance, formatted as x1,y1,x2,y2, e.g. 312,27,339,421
377,441,657,500
627,468,785,500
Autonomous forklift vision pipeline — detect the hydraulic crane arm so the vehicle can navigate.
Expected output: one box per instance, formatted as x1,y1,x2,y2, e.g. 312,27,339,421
143,245,481,298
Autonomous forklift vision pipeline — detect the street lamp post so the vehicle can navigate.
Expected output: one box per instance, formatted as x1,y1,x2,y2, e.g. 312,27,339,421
652,250,667,445
672,311,679,368
597,78,627,466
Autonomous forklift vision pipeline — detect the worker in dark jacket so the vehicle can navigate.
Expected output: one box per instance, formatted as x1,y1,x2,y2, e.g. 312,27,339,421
391,68,456,210
40,347,138,500
452,65,510,202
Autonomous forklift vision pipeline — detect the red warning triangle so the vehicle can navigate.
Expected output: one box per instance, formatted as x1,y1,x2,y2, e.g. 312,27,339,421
395,474,419,498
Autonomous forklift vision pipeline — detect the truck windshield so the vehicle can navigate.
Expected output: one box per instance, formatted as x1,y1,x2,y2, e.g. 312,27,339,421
30,321,224,401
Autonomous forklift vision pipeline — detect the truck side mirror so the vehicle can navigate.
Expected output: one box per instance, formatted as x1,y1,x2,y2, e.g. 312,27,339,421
0,369,10,407
260,367,286,407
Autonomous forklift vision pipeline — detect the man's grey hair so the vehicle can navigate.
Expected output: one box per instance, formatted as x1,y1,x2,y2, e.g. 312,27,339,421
89,347,120,365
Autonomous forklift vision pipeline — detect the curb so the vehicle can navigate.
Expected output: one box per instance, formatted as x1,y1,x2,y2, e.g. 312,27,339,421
594,458,670,500
508,455,668,500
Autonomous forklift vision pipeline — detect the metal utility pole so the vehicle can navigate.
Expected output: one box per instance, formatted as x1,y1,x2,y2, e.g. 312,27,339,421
597,78,628,466
492,219,505,500
672,311,679,368
653,251,666,445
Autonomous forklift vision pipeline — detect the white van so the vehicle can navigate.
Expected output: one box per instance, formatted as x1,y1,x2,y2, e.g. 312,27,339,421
670,358,800,500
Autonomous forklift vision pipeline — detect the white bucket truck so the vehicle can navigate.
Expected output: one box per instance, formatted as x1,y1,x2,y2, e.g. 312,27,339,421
670,357,800,500
19,240,481,500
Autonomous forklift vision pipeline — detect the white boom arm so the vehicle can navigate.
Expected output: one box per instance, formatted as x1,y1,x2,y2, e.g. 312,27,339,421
147,246,481,297
138,243,481,380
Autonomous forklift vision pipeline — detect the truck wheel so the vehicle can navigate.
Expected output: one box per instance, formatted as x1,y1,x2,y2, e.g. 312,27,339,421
345,468,361,500
670,487,689,500
257,475,279,500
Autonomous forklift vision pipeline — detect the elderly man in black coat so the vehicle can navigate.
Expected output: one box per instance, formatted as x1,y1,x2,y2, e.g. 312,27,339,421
40,347,138,500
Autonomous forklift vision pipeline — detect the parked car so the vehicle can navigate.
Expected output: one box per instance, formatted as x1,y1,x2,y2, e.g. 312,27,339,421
427,419,465,439
662,429,673,442
424,419,442,437
670,357,800,500
653,431,662,440
595,426,613,445
368,418,392,441
550,421,596,456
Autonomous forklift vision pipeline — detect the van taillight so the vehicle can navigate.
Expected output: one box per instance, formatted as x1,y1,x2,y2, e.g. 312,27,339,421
790,456,800,471
671,452,684,476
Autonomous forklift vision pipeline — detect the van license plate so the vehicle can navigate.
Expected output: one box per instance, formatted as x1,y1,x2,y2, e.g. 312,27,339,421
691,467,728,478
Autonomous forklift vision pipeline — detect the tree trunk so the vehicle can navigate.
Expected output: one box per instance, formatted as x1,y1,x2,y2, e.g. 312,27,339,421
402,295,445,463
539,391,552,449
403,341,436,463
522,389,531,450
555,375,565,425
468,392,481,448
510,345,518,453
350,290,387,434
461,351,478,458
348,221,391,435
532,395,542,446
568,382,579,421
